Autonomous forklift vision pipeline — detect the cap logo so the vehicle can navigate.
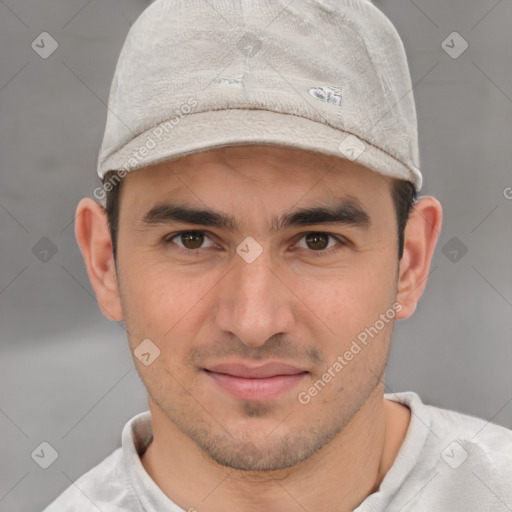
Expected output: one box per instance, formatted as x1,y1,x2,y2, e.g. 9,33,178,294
214,76,243,86
308,85,342,106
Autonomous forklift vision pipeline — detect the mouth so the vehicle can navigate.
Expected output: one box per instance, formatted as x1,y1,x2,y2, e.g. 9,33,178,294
203,362,308,401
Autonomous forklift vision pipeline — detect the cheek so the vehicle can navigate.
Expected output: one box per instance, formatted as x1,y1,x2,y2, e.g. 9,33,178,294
294,258,395,337
118,257,220,354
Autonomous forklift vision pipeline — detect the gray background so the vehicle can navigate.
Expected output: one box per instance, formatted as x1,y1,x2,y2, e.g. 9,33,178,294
1,1,511,511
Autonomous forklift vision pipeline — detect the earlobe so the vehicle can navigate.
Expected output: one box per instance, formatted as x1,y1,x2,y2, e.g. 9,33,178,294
395,196,443,320
74,198,124,322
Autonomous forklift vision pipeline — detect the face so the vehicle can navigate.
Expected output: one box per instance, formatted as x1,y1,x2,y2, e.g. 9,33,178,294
115,144,401,471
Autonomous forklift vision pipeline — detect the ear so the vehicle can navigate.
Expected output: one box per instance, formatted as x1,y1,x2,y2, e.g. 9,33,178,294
75,198,123,321
395,196,443,319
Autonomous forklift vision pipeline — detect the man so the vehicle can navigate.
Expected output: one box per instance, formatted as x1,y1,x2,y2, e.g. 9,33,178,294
43,0,512,511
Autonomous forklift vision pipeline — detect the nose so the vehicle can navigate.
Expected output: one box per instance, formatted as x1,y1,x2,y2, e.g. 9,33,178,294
214,247,295,348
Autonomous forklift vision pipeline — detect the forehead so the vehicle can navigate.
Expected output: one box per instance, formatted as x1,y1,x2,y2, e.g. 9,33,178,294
123,145,391,193
118,145,395,227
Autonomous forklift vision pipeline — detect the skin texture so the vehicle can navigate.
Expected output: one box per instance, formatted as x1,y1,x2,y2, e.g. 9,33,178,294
75,144,442,512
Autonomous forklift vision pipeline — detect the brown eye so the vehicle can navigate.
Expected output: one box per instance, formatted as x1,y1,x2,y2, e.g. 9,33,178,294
178,231,205,249
294,232,346,257
165,231,215,253
304,233,330,251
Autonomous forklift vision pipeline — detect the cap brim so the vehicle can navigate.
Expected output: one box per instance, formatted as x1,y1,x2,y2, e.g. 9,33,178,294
98,108,422,190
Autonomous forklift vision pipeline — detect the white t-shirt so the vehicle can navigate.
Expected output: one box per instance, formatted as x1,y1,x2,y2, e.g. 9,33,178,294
42,391,512,511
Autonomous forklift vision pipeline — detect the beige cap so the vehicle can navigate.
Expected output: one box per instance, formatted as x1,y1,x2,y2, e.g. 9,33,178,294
97,0,422,191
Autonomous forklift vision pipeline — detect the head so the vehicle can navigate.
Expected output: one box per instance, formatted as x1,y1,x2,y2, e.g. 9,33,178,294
84,0,438,475
76,144,442,471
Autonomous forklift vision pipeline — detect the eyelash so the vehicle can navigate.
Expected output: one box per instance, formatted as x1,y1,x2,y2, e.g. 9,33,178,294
163,231,348,257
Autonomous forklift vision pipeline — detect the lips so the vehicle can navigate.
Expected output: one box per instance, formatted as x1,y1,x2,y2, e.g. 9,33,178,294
204,361,308,401
207,362,306,378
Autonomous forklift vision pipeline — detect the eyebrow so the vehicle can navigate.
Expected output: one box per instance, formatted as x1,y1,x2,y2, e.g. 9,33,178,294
137,197,371,233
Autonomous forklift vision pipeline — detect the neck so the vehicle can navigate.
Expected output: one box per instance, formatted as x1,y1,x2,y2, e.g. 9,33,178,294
141,385,410,512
